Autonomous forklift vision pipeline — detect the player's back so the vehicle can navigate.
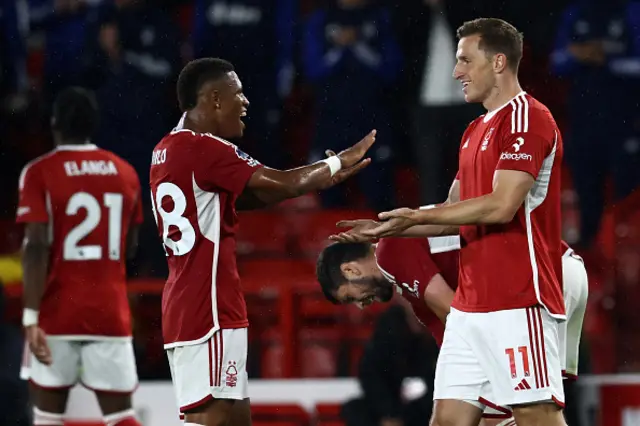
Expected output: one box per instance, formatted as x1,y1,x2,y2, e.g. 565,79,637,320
375,237,459,345
17,144,142,337
149,128,262,348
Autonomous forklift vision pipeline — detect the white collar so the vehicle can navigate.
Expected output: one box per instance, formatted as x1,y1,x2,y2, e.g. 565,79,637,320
56,143,98,151
483,91,527,123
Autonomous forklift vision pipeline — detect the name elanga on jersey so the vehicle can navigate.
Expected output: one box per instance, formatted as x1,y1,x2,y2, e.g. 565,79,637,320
64,160,118,176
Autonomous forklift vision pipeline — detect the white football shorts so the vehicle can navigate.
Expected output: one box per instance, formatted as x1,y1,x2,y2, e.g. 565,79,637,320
434,306,565,410
21,337,138,393
166,327,248,413
559,251,589,378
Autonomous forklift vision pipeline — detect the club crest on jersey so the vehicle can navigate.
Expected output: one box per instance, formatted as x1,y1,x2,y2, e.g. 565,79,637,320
481,128,494,151
225,361,239,387
234,146,260,167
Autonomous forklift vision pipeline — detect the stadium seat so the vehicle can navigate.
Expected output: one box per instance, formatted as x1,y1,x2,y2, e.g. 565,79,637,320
251,404,310,426
315,403,344,426
237,211,291,257
288,210,376,258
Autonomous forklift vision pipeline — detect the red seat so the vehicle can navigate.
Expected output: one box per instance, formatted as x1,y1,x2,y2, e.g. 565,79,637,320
289,210,376,257
298,328,342,377
237,211,290,257
316,403,344,426
240,259,317,293
251,404,310,426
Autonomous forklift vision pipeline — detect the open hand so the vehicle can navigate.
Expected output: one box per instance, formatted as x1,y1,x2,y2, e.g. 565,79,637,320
329,219,381,243
360,208,419,238
26,325,52,365
319,130,376,189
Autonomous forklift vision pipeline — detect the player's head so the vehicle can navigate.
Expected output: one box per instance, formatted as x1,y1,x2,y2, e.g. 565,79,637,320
316,242,394,308
51,87,99,144
453,18,523,103
176,58,249,138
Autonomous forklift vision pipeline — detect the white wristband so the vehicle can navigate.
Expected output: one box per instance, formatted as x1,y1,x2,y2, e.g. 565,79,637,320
320,156,342,177
22,308,39,327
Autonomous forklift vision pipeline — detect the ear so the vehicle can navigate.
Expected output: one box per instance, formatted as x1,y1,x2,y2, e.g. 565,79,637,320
200,80,222,109
340,261,362,281
211,89,221,109
493,53,508,73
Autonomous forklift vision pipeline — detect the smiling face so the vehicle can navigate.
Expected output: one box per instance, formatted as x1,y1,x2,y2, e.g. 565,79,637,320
334,277,395,308
212,71,249,139
453,34,499,104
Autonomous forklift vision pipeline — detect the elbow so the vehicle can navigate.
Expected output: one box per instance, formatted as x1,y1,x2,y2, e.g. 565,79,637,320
490,206,518,225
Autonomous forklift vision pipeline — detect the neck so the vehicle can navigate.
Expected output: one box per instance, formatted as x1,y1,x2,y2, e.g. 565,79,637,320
56,139,87,147
482,75,522,112
183,108,216,135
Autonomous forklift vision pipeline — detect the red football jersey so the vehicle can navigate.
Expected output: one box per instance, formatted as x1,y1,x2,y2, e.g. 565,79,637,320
375,237,459,346
16,144,143,338
454,92,565,317
149,127,263,348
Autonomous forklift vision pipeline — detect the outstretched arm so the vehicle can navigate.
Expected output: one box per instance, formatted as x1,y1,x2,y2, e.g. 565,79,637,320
363,170,534,238
237,131,376,209
329,178,460,242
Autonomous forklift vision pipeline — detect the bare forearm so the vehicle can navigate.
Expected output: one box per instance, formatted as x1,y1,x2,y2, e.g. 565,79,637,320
414,194,511,226
400,224,459,237
22,243,49,310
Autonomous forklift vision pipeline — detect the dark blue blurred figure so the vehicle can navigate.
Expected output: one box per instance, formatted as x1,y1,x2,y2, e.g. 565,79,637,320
28,0,102,104
0,0,28,111
0,285,31,426
192,0,295,168
303,0,401,210
83,0,181,194
551,0,640,249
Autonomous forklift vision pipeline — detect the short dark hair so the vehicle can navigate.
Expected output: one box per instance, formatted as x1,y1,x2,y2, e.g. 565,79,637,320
456,18,524,71
52,87,99,141
176,58,235,111
316,242,372,304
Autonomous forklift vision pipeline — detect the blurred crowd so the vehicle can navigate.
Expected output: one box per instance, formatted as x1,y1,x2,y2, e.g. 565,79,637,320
1,0,640,387
0,0,637,243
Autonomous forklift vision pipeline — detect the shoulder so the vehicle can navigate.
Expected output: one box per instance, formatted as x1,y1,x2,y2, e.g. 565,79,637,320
102,149,139,181
18,150,58,190
377,237,431,261
501,93,557,136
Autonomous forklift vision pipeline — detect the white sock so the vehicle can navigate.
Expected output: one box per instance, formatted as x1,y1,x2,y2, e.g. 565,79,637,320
184,423,205,426
34,407,64,425
103,408,136,426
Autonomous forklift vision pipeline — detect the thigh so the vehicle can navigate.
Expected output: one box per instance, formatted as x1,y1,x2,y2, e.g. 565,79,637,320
80,340,138,393
468,307,565,408
434,309,488,403
561,256,589,378
431,399,483,426
27,338,81,390
229,398,252,426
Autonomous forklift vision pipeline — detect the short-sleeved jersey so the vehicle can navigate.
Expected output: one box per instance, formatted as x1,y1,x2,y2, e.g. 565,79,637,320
149,124,263,348
375,236,459,346
454,92,565,317
16,144,143,338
